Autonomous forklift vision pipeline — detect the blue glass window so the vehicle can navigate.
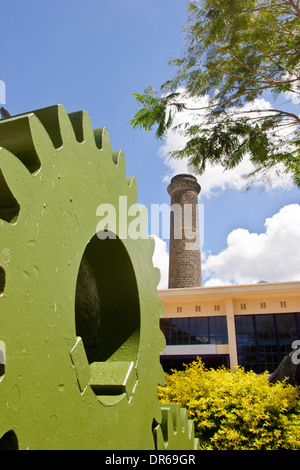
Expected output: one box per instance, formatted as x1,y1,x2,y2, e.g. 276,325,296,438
160,316,228,346
235,313,300,373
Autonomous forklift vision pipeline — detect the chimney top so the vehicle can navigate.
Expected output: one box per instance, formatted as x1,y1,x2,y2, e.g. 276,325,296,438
167,174,200,197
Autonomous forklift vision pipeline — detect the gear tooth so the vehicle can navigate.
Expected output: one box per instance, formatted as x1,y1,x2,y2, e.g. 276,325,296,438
187,415,197,445
148,236,156,256
179,406,197,445
112,150,126,179
147,238,162,287
153,421,167,450
154,267,161,287
68,110,95,145
93,127,112,153
180,406,188,433
180,407,195,442
158,359,166,384
126,176,138,202
33,104,76,149
169,403,180,434
0,113,42,173
27,115,58,171
161,406,174,447
179,406,199,449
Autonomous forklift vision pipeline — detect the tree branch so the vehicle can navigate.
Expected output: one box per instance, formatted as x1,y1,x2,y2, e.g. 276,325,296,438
227,52,279,84
179,83,300,113
286,0,300,18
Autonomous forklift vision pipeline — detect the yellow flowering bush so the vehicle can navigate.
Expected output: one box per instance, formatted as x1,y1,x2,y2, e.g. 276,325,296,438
158,360,300,450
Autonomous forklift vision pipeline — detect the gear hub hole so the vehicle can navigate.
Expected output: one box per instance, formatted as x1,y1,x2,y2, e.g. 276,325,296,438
75,232,140,365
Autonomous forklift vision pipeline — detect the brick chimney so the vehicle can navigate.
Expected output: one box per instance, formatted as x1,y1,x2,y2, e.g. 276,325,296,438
167,174,202,288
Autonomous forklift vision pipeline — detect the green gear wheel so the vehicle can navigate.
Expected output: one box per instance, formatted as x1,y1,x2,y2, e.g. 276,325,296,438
0,105,167,450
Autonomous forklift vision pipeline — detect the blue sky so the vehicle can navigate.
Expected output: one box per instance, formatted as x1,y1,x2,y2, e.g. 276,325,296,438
1,0,300,288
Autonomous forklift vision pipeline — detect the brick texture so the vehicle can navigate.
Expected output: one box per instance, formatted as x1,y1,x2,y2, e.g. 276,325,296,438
168,174,202,288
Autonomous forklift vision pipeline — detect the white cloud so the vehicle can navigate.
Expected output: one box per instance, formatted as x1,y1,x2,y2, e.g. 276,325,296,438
202,204,300,286
150,205,300,289
158,92,294,197
151,235,169,289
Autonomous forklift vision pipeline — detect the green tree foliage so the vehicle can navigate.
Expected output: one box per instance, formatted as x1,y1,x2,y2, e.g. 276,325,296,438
131,0,300,187
158,360,300,450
